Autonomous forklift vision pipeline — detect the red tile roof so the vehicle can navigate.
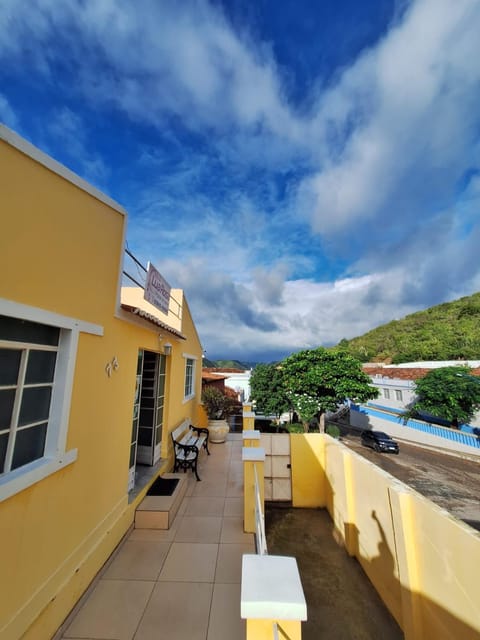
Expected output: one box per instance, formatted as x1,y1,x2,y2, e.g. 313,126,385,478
363,366,480,381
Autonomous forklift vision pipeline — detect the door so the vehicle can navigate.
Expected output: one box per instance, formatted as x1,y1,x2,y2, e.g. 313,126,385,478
128,350,143,492
136,350,165,466
260,434,292,501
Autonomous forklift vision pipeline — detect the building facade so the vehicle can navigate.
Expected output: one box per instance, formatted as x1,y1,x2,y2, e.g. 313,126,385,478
0,125,203,639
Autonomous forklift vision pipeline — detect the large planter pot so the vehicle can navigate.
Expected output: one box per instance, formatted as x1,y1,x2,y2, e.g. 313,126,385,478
208,419,230,444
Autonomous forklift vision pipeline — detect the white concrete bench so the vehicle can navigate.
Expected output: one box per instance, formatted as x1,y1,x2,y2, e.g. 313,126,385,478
171,420,210,481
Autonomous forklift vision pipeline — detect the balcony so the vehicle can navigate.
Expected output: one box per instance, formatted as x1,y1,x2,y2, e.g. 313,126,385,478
56,426,480,639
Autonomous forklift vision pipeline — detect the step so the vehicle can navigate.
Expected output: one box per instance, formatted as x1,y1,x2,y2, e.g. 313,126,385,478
134,473,188,529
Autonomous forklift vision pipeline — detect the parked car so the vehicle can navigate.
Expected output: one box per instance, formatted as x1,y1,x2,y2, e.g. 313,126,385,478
361,430,399,454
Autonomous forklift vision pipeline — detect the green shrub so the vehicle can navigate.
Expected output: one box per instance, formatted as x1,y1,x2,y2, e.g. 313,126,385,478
326,424,341,439
286,423,305,433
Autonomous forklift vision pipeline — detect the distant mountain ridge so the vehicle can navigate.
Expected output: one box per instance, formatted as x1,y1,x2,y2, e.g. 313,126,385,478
335,292,480,363
202,358,255,370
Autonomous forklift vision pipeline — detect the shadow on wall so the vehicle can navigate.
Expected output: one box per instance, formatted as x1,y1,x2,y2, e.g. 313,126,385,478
293,433,480,640
343,511,480,639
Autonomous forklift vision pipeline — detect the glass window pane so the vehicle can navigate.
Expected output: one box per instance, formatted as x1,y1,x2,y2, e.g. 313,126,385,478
25,350,57,384
129,443,136,468
0,389,15,429
11,423,47,470
0,316,59,346
159,355,166,375
18,387,52,426
138,427,153,446
0,433,8,473
0,349,21,385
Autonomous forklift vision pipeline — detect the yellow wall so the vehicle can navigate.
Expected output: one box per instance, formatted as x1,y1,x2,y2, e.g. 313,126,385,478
290,434,480,639
0,134,203,639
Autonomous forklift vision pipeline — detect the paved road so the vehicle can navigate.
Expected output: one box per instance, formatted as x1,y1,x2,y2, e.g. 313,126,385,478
338,426,480,531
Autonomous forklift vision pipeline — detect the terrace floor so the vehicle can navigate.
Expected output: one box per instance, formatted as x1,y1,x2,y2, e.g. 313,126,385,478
59,434,253,640
58,433,402,639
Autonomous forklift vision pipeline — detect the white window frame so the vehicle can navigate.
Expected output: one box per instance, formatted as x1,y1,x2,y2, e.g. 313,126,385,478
383,388,390,399
395,389,403,402
183,353,197,402
0,298,103,503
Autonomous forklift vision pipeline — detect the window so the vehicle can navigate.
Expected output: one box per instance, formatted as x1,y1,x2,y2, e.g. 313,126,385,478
384,388,390,399
395,390,403,402
0,317,59,474
0,300,102,502
184,357,195,399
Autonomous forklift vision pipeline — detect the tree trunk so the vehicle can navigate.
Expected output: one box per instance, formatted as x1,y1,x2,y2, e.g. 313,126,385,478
302,420,309,433
319,413,326,433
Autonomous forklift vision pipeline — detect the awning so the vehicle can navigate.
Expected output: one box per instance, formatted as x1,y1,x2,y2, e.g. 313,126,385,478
120,303,186,340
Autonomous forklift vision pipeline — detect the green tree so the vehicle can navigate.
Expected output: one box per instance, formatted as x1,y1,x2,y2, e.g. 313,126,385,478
407,366,480,428
249,363,290,419
281,347,378,432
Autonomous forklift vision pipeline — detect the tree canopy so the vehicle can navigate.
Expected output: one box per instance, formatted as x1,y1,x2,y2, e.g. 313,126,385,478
249,363,290,419
408,366,480,428
281,347,378,431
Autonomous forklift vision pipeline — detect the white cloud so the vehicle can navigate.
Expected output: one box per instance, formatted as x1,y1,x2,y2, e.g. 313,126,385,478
45,107,109,184
1,0,479,360
301,0,480,233
0,93,19,129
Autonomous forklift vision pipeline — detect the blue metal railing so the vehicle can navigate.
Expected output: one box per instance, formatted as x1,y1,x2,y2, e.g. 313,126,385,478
351,404,480,448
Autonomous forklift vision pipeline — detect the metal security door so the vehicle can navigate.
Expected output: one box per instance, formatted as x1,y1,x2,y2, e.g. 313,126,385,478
128,350,143,492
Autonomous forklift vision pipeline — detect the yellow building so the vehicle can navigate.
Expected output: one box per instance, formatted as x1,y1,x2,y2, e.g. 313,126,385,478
0,125,204,640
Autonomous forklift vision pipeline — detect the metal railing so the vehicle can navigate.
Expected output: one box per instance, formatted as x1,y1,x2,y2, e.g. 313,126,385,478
122,247,183,321
273,622,293,639
254,464,268,556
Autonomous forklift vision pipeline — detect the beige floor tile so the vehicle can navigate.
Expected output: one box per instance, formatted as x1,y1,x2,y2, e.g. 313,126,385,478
158,542,218,582
128,517,181,542
226,477,244,498
223,497,243,517
135,581,213,640
207,583,245,640
228,460,244,475
184,475,197,496
192,476,228,498
174,515,222,543
183,496,225,516
63,579,154,640
220,517,255,544
215,543,255,583
102,540,171,581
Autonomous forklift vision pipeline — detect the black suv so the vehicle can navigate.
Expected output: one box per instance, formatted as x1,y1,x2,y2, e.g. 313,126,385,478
361,430,399,454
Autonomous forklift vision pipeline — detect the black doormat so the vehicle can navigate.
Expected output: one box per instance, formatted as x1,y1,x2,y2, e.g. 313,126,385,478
147,477,179,496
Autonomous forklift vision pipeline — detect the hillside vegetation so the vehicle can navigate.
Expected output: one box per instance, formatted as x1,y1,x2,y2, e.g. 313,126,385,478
335,292,480,363
203,359,253,369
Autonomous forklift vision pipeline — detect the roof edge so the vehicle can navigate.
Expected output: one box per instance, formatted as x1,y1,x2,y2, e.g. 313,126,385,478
0,124,127,216
120,303,186,339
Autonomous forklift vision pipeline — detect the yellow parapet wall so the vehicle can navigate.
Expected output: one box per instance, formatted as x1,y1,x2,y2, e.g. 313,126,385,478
289,434,480,640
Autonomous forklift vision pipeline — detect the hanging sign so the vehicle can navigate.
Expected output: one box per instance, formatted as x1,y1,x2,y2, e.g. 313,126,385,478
144,262,171,314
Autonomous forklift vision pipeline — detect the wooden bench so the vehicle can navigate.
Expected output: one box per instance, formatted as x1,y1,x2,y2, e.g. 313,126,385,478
171,420,210,481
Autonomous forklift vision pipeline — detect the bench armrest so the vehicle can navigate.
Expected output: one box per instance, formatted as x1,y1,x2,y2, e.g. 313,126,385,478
175,441,199,454
190,425,209,437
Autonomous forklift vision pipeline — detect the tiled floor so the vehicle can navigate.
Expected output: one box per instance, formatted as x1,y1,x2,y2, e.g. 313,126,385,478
61,434,254,640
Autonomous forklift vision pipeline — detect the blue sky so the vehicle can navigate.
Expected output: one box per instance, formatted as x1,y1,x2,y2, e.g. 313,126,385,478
1,0,479,362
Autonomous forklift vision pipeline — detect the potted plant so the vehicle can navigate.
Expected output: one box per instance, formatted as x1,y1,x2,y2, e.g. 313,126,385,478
201,387,234,443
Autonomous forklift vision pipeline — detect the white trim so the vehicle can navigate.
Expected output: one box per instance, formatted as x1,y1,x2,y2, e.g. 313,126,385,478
0,297,103,335
0,450,77,503
0,300,102,500
182,352,198,360
48,329,79,454
183,355,196,401
0,124,126,215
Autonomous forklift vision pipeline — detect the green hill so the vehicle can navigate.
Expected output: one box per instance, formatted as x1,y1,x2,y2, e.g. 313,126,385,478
203,359,257,370
335,292,480,363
